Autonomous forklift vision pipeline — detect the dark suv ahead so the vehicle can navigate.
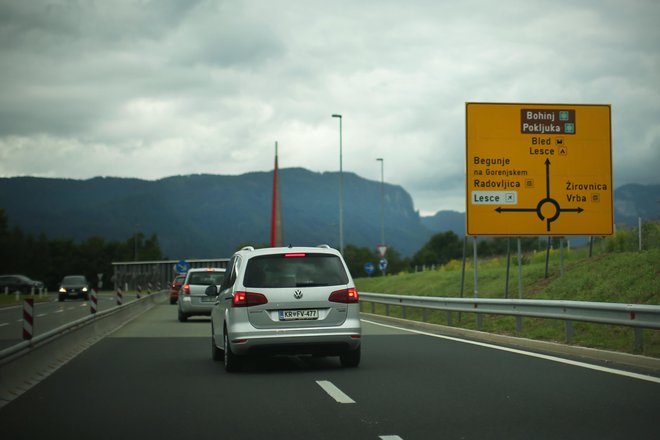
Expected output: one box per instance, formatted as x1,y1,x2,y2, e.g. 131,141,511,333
58,275,90,301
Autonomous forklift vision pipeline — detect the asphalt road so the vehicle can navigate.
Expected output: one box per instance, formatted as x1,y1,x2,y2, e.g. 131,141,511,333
0,293,144,349
1,300,659,439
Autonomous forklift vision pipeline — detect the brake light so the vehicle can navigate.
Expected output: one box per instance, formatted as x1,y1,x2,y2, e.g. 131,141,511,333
329,288,359,304
284,253,306,258
183,284,191,295
232,291,268,307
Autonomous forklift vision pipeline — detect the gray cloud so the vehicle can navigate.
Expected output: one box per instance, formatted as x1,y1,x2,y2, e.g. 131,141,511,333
1,0,658,214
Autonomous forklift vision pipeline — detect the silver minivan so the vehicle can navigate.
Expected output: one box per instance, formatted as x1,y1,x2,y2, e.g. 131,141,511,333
178,268,226,322
208,245,361,372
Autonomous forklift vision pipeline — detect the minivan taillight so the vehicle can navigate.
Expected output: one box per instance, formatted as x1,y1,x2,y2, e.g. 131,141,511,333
232,291,268,307
183,284,191,295
329,288,359,304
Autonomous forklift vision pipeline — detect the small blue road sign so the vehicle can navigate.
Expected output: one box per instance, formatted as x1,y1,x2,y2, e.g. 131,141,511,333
175,260,190,274
364,262,375,275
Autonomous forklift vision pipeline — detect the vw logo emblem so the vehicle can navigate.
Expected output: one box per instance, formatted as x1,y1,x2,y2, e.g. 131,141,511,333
294,289,303,299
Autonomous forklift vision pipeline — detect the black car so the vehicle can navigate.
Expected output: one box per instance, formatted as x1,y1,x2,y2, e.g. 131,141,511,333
58,275,90,301
0,274,44,294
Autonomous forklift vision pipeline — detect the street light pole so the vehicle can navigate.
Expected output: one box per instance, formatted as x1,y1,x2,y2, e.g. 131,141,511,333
331,114,344,255
376,158,384,246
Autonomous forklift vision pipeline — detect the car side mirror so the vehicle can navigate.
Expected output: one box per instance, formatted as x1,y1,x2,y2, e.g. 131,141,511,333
205,285,218,297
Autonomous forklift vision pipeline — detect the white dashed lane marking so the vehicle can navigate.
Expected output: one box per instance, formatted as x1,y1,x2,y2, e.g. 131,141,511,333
315,381,404,439
315,380,355,404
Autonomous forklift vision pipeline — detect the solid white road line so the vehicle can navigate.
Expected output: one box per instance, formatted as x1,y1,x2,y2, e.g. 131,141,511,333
362,319,660,384
316,380,355,404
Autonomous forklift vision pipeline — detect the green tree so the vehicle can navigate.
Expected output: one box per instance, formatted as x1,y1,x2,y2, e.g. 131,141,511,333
343,245,378,278
0,209,166,290
472,236,553,258
342,244,409,278
412,231,463,267
123,233,165,261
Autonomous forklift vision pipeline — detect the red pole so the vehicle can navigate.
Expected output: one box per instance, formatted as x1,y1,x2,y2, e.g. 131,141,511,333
271,145,278,246
271,142,283,247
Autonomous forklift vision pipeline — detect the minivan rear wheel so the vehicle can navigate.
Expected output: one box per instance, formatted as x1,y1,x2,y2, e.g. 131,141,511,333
223,330,242,372
211,330,223,361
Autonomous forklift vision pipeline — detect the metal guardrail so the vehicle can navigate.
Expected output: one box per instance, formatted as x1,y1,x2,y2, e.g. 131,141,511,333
359,292,660,351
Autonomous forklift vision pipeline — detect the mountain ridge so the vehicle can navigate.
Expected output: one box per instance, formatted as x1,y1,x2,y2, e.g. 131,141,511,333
0,170,657,258
0,168,431,258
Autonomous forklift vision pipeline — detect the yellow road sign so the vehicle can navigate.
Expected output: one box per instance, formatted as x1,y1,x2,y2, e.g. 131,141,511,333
465,103,613,236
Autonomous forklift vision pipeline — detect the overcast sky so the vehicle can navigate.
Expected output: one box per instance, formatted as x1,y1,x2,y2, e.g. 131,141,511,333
1,0,658,215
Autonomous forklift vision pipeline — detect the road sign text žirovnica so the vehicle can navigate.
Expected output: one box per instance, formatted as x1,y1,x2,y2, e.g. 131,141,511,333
465,103,613,236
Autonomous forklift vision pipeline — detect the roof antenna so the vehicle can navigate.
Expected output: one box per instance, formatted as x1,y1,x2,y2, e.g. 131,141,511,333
288,243,292,248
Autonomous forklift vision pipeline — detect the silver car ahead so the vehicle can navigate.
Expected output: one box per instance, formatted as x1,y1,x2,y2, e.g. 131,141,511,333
178,268,226,322
208,245,361,372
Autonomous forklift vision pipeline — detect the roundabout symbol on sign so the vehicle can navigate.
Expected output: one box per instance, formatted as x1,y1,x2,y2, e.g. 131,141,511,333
494,159,583,232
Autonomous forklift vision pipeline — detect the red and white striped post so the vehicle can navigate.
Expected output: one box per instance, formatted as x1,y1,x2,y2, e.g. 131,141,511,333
116,287,123,306
90,289,98,314
23,298,34,341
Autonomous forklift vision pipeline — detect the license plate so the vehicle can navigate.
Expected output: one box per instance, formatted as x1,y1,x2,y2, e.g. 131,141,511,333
201,297,215,302
279,309,318,321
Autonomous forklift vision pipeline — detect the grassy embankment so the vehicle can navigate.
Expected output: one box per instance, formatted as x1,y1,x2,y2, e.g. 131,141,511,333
355,248,660,357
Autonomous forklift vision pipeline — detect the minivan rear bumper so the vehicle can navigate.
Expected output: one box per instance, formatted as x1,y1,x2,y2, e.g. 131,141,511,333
227,320,361,356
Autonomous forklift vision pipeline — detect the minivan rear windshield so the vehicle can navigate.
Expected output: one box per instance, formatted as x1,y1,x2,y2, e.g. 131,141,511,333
243,253,349,288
